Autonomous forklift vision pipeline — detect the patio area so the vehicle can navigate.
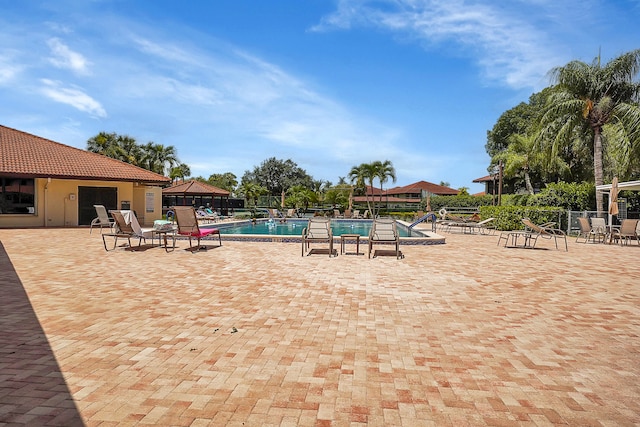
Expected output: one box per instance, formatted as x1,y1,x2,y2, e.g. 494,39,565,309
1,227,639,426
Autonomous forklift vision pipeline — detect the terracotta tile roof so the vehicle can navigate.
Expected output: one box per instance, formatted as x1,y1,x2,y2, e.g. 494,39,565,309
473,175,493,183
352,195,421,204
163,180,230,196
0,124,170,184
387,180,459,196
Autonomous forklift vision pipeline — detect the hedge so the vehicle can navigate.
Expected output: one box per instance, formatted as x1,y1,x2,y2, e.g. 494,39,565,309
479,205,565,231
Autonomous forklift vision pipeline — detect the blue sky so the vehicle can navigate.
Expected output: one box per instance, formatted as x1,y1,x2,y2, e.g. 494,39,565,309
1,0,638,192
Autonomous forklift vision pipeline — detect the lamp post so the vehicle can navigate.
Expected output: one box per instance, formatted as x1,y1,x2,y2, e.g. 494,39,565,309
491,161,504,206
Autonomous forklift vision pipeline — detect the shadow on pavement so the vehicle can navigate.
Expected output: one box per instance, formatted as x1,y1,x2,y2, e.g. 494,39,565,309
0,241,84,426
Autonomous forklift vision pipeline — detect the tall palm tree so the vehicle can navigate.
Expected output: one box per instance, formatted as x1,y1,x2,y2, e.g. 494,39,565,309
539,49,640,213
372,160,396,216
349,163,376,216
142,142,179,176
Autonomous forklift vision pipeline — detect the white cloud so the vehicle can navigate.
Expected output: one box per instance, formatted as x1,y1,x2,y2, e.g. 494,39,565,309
39,79,107,118
0,55,22,84
47,38,91,74
312,0,563,89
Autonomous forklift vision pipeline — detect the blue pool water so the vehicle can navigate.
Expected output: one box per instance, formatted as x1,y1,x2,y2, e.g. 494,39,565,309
206,219,425,238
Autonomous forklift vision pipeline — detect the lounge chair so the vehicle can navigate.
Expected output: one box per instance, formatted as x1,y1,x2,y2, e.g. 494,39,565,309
285,208,296,218
174,206,222,252
352,210,362,219
576,217,605,243
333,209,342,218
471,217,496,235
103,210,154,251
521,218,568,251
368,218,402,259
301,217,335,257
611,219,639,246
90,205,115,234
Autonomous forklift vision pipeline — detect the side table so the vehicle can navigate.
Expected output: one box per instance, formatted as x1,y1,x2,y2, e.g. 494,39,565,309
152,228,177,252
340,234,362,255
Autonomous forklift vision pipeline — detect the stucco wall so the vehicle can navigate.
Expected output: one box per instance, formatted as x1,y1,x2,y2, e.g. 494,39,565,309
0,178,164,228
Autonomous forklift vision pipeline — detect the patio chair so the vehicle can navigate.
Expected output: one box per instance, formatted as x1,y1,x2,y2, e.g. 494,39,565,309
301,217,335,257
90,205,115,234
611,219,639,246
521,218,568,251
103,210,153,251
333,209,342,218
471,217,496,235
352,209,362,219
576,217,605,244
174,206,222,252
368,218,402,259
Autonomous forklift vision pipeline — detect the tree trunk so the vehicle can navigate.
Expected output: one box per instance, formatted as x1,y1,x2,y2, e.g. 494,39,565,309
593,127,604,215
524,172,534,195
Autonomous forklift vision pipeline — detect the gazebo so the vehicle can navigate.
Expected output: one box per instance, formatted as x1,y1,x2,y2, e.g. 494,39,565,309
163,180,231,215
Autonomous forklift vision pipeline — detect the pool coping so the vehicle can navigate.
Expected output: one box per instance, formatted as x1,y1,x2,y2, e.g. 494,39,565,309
198,218,446,245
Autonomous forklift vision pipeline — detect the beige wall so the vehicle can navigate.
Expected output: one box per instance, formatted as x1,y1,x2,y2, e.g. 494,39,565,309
0,178,164,228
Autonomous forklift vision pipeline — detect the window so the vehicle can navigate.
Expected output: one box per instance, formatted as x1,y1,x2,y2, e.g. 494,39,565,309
0,177,35,214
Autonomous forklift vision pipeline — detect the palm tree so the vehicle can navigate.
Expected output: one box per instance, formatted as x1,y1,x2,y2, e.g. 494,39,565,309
170,163,191,184
238,182,267,215
494,133,541,195
87,132,124,158
539,49,640,213
349,163,375,216
372,160,396,216
141,142,179,175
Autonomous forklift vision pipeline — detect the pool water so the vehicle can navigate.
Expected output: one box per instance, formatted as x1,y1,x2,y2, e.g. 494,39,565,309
208,219,424,238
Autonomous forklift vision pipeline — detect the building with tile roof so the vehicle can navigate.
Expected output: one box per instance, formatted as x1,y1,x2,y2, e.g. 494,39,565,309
0,124,171,227
352,181,459,207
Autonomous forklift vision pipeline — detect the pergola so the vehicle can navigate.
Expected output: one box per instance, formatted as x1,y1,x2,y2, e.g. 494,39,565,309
163,180,231,215
595,179,640,223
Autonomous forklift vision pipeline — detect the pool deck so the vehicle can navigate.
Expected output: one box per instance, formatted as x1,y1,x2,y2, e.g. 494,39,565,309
1,225,639,426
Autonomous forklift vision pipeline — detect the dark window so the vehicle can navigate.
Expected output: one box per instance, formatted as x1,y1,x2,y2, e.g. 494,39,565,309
0,176,35,214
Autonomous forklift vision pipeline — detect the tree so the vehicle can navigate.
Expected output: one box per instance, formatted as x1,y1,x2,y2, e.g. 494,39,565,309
348,163,374,215
87,132,185,177
286,185,316,211
494,133,541,195
240,158,313,196
169,163,191,184
237,182,267,213
87,132,127,159
141,142,178,176
208,173,238,194
373,160,396,215
539,49,640,213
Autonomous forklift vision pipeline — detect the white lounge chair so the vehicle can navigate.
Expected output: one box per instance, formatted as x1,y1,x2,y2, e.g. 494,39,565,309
90,205,115,234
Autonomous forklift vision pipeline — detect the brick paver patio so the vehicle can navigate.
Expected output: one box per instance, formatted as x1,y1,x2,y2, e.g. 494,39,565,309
1,227,639,426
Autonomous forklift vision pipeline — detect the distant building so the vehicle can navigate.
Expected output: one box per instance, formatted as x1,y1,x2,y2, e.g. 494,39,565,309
352,180,459,208
0,124,170,227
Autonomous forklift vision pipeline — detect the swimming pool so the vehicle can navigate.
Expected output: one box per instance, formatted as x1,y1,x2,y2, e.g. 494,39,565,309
200,218,445,245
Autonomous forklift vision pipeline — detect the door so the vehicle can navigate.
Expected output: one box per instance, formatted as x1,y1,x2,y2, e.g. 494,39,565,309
78,186,118,225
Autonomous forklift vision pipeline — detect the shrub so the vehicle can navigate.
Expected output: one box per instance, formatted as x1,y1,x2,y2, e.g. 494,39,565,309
528,182,594,211
479,205,565,231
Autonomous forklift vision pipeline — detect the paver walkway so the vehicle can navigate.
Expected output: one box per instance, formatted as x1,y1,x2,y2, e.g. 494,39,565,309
1,228,639,426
